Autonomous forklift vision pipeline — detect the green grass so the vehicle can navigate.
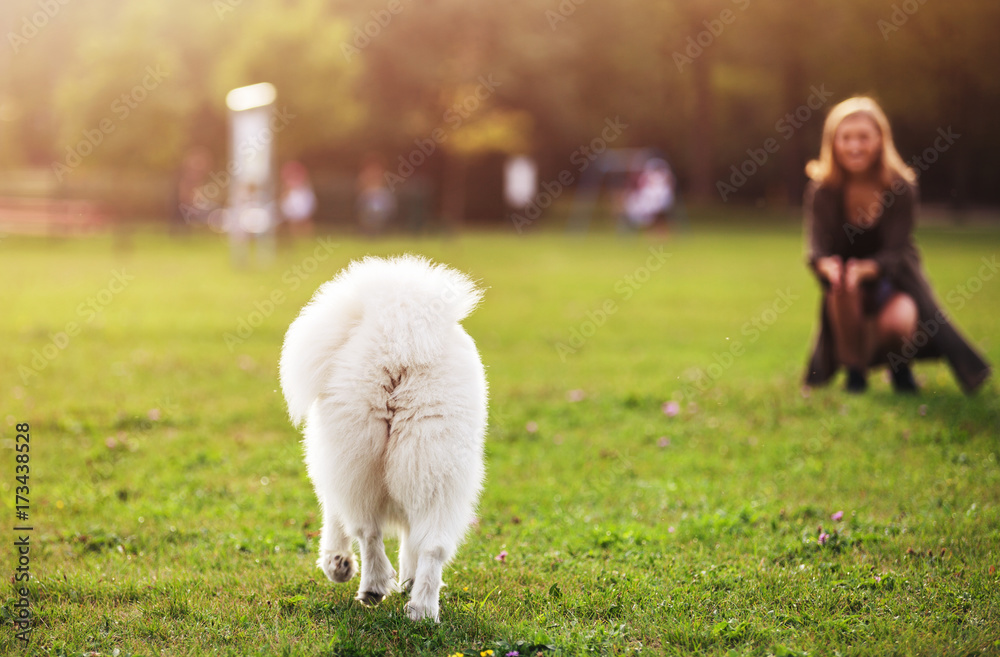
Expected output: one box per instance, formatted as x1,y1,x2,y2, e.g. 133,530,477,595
1,221,998,656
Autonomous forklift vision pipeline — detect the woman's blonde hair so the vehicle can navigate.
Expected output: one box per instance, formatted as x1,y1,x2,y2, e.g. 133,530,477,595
805,96,917,189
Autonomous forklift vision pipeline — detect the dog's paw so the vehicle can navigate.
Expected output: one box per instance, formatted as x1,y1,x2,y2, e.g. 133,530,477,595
318,550,357,583
356,590,387,607
356,565,397,608
405,599,440,622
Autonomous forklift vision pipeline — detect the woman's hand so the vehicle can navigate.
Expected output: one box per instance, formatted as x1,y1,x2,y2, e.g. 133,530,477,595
844,258,879,292
816,256,843,293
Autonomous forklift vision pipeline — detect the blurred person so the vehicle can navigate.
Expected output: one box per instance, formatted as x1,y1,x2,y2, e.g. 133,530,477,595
503,154,538,210
356,153,396,235
623,157,675,230
280,160,317,238
802,96,990,394
171,146,215,232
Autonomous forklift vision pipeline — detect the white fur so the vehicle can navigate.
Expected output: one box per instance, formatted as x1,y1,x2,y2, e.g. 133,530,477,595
279,255,488,622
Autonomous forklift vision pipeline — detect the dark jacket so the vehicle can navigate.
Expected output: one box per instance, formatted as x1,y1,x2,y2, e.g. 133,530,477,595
803,180,991,393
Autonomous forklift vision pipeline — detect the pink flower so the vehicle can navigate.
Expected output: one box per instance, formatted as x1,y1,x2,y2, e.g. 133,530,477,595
525,421,538,434
657,436,670,448
818,533,830,545
663,401,680,417
831,511,844,521
494,550,507,563
567,389,586,402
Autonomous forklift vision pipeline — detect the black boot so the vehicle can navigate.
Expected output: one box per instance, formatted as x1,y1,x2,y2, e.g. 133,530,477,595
845,368,868,393
891,363,919,394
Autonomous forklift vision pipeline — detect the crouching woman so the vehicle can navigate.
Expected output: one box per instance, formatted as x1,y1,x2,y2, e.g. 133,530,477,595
802,96,990,394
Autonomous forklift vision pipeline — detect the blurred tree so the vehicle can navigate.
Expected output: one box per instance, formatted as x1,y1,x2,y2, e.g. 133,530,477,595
2,0,999,208
3,0,358,177
443,106,533,225
211,0,361,160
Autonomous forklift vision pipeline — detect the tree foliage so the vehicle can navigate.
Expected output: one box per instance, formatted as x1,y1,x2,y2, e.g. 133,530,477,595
1,0,998,203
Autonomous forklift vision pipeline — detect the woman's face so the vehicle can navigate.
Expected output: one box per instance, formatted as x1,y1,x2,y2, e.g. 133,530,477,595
833,114,882,177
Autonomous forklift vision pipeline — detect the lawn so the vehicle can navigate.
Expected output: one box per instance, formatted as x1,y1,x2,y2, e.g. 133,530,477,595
1,219,998,656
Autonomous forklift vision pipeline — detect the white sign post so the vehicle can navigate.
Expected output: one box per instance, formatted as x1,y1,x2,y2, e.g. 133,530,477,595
225,82,278,267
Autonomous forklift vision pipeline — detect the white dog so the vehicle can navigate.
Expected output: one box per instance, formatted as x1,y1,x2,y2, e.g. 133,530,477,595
279,255,487,622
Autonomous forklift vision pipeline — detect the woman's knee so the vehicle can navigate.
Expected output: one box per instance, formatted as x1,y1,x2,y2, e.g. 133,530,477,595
879,294,918,339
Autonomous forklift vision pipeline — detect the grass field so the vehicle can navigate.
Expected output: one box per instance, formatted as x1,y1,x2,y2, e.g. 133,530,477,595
1,220,999,656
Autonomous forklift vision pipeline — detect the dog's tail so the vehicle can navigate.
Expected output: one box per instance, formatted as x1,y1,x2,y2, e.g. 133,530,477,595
279,255,483,425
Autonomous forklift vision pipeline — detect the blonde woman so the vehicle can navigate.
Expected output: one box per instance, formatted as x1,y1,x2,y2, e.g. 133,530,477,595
803,96,990,394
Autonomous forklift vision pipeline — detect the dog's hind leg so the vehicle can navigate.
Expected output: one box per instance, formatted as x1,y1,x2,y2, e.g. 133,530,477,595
317,501,357,583
355,525,397,606
397,527,418,593
403,522,458,622
406,552,446,621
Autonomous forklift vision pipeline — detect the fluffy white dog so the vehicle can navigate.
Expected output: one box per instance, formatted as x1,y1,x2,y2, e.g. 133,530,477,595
279,255,488,622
